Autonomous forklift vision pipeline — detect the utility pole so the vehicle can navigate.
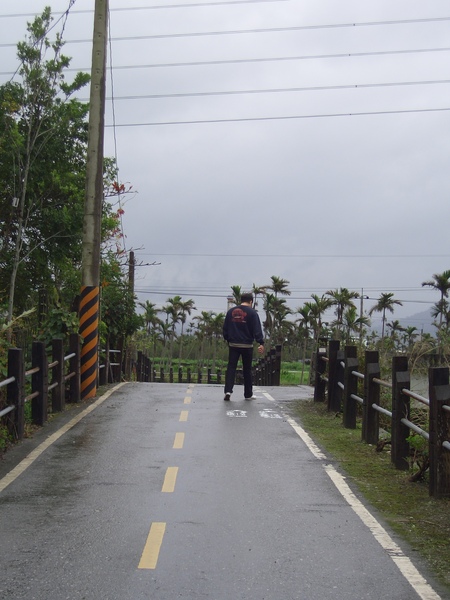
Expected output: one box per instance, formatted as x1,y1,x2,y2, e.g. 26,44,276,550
79,0,108,399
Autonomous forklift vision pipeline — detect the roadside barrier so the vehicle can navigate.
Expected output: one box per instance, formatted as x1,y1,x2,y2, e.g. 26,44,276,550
0,334,120,441
135,344,282,386
313,341,450,498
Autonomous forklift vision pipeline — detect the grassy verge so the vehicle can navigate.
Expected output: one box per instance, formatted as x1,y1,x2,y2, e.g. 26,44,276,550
289,399,450,593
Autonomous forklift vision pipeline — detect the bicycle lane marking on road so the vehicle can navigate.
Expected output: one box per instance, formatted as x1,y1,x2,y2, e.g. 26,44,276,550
262,391,443,600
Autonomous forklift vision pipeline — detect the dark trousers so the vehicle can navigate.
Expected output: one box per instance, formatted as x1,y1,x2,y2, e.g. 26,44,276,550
224,346,254,398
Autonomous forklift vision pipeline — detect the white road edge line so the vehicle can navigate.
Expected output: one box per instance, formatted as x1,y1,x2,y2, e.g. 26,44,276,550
262,391,442,600
0,382,127,495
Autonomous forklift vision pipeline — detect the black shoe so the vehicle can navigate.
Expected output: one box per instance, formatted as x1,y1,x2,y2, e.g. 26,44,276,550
224,393,231,401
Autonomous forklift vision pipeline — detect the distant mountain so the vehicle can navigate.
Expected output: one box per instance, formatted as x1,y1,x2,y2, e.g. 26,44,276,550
370,307,436,336
397,308,436,335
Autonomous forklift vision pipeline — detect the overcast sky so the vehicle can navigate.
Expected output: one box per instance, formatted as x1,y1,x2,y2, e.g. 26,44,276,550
1,0,450,330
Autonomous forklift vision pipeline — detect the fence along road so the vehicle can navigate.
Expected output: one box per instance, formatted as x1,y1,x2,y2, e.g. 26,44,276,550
0,383,445,600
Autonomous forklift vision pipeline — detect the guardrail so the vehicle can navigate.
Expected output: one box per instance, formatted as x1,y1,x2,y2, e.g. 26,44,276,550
0,334,121,442
135,345,282,386
313,341,450,498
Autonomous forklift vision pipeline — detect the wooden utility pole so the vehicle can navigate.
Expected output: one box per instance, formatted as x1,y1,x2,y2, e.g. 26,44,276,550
79,0,108,399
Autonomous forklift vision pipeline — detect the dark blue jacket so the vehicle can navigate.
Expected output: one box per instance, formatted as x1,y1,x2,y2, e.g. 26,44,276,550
223,304,264,347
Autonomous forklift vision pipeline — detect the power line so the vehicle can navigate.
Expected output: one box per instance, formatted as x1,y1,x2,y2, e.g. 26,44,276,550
2,16,450,47
0,1,290,19
95,79,450,102
137,253,450,258
3,46,450,77
105,106,450,128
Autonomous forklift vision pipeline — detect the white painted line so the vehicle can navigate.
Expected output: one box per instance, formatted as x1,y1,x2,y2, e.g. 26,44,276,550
262,392,442,600
0,382,127,495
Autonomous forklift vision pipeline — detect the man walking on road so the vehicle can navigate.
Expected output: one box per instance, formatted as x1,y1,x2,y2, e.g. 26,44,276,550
223,292,264,401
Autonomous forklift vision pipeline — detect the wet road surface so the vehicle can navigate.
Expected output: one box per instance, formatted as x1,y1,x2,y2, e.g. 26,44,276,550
0,383,445,599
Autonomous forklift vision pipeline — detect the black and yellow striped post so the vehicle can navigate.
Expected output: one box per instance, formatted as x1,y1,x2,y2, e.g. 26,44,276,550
79,286,100,399
80,0,108,399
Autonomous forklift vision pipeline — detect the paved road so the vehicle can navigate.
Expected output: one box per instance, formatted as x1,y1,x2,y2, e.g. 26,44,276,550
0,383,445,600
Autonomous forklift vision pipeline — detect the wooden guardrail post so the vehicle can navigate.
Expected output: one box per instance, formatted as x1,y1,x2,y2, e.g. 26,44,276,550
327,340,340,412
31,341,48,426
7,348,25,440
273,344,282,385
391,355,410,470
51,338,65,412
68,333,81,403
429,367,450,498
343,346,358,429
314,346,327,402
363,350,380,444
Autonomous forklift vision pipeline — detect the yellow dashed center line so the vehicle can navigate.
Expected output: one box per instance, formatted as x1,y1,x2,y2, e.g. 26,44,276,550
173,432,185,449
162,467,178,493
179,410,189,422
184,396,191,404
138,522,166,569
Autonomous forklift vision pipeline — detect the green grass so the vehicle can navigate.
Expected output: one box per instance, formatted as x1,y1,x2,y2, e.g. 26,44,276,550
288,399,450,593
280,361,310,386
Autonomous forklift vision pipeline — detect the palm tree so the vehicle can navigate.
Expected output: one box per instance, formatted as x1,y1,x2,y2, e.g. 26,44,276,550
368,292,403,347
178,298,196,360
163,296,183,364
422,270,450,329
430,299,450,336
402,326,419,351
304,294,333,348
139,300,163,355
341,305,370,345
193,310,215,365
269,275,291,298
326,287,359,339
296,305,312,384
251,283,268,309
230,285,242,305
386,319,405,350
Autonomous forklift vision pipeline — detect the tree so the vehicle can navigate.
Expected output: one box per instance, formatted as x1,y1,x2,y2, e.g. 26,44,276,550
341,305,370,345
1,9,90,323
178,298,196,360
139,300,163,355
304,294,333,348
296,305,312,384
230,285,242,305
368,293,403,347
162,295,183,364
269,275,291,298
422,270,450,330
386,319,405,350
251,283,268,309
326,287,359,339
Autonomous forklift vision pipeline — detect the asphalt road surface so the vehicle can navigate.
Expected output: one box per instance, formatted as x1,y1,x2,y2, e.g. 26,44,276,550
0,382,445,600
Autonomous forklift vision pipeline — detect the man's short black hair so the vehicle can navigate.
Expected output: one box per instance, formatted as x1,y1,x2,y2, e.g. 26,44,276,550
241,292,253,304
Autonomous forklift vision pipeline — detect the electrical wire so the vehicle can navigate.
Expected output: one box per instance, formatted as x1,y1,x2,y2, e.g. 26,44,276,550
0,0,290,19
104,106,450,128
2,15,450,47
97,78,450,102
2,46,449,76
